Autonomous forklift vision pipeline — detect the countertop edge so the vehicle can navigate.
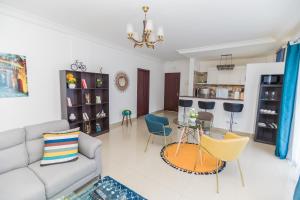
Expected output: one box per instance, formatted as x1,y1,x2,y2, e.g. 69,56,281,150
180,96,244,102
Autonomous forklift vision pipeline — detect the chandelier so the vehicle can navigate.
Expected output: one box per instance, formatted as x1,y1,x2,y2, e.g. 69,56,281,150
126,6,164,49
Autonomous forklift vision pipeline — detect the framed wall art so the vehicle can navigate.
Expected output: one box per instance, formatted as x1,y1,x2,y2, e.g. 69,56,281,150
0,52,28,98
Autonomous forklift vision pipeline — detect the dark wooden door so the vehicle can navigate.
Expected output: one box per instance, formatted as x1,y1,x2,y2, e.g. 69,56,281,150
164,73,180,112
137,68,150,117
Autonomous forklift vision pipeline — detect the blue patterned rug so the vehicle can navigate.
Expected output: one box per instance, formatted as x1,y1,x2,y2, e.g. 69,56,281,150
68,176,147,200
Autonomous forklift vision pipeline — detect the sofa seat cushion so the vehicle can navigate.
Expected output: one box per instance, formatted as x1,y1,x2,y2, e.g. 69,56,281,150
0,167,46,200
29,154,96,198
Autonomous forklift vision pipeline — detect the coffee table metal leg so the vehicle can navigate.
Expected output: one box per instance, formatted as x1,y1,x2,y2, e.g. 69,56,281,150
175,126,186,156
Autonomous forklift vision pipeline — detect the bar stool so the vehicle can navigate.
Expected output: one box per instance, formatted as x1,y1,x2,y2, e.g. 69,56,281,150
198,101,215,112
179,99,193,122
223,103,244,132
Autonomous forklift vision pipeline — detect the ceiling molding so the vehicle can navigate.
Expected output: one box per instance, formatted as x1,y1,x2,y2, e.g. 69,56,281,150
176,38,276,55
0,3,163,63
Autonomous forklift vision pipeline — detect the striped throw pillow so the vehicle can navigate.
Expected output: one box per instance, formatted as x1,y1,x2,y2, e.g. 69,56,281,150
40,130,80,166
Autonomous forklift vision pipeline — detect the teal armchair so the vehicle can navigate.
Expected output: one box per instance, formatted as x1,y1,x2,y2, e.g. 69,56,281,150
144,114,172,152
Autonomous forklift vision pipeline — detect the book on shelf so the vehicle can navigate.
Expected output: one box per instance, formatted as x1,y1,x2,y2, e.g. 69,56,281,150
81,79,87,89
67,97,72,107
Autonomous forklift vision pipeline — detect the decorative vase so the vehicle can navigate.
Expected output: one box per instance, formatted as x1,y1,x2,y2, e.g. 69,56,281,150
69,113,76,121
96,78,103,88
68,83,76,89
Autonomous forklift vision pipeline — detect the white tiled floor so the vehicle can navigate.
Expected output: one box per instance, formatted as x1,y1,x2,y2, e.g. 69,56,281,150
98,111,297,200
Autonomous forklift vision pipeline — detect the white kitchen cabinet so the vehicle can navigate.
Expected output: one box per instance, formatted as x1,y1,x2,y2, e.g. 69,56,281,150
207,66,246,85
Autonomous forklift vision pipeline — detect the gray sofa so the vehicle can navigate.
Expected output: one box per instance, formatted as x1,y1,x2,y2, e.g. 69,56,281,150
0,120,102,200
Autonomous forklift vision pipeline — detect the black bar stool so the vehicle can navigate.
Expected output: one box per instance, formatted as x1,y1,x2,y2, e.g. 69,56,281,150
223,102,244,132
198,101,215,112
179,99,193,122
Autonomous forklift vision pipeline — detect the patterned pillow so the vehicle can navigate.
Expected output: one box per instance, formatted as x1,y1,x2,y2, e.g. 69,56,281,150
40,130,80,166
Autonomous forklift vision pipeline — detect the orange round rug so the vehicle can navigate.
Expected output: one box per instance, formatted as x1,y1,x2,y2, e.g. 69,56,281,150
160,142,226,175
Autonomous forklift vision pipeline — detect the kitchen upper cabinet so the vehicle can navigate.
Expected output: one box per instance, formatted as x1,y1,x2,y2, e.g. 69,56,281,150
207,66,246,85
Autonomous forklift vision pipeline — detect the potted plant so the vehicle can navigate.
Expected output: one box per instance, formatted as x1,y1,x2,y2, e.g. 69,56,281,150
66,73,77,89
189,108,198,124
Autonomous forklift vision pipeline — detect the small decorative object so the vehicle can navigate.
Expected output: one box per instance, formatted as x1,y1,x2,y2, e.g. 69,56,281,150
83,122,91,134
122,109,132,126
271,91,276,100
96,112,101,119
115,72,129,92
100,110,106,117
96,78,103,88
264,91,269,99
95,123,102,133
96,96,101,104
71,60,87,72
67,97,72,107
69,113,76,121
83,112,89,121
66,73,77,89
96,110,106,119
81,79,87,89
85,93,91,104
0,52,28,98
99,67,103,74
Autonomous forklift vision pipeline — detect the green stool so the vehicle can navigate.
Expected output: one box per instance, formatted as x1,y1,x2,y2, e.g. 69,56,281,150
122,109,132,126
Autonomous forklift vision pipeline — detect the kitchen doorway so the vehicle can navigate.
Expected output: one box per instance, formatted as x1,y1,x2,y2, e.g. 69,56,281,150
164,73,180,112
137,68,150,118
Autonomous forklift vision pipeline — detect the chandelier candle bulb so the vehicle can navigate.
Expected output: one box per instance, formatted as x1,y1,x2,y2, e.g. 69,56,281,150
126,24,134,34
157,27,164,37
145,20,153,32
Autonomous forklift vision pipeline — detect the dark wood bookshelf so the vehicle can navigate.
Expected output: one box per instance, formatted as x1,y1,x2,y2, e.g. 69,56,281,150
254,74,283,145
60,70,109,137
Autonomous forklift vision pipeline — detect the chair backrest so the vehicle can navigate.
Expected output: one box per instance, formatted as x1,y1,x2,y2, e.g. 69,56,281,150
145,114,164,134
197,112,214,121
0,128,28,174
179,99,193,108
223,103,244,113
198,101,215,110
201,132,249,161
25,120,69,164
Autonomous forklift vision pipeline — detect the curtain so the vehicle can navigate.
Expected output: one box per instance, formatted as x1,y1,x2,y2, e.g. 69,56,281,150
288,65,300,167
275,42,300,159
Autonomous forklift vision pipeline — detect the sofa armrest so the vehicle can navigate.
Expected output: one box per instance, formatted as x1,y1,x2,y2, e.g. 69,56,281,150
78,132,102,159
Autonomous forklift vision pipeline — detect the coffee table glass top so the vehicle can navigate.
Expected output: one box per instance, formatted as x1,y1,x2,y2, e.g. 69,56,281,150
63,176,147,200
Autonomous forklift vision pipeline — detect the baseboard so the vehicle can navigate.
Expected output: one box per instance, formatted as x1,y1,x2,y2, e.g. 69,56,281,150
109,109,164,130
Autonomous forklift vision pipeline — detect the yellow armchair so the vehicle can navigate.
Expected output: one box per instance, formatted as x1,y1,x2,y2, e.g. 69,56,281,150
196,132,249,193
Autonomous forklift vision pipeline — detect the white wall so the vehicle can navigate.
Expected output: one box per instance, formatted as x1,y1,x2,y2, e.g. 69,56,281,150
0,12,164,131
244,62,284,133
163,59,189,96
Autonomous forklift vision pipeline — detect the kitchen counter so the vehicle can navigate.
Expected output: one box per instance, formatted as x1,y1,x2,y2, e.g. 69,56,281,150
180,95,244,101
178,96,247,133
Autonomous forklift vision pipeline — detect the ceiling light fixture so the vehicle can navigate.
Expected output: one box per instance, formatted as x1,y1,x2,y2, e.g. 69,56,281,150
126,5,164,49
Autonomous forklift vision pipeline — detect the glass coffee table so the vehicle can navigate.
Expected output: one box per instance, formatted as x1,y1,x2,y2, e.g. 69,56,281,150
62,176,147,200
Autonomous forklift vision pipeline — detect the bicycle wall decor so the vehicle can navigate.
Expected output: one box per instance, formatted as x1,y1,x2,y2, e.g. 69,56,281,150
70,60,87,71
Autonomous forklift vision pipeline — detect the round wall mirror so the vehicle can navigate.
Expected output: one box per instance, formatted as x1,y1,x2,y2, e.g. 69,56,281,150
115,72,129,92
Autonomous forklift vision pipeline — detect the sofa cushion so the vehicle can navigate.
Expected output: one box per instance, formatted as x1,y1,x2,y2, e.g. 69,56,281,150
25,120,69,163
0,128,28,174
29,154,96,198
40,130,80,166
0,167,46,200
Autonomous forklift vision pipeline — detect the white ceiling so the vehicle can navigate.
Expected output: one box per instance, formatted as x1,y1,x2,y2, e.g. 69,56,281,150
0,0,300,60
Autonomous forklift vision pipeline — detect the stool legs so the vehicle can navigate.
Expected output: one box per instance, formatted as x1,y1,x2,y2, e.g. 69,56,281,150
229,112,234,132
122,115,132,126
122,116,125,125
